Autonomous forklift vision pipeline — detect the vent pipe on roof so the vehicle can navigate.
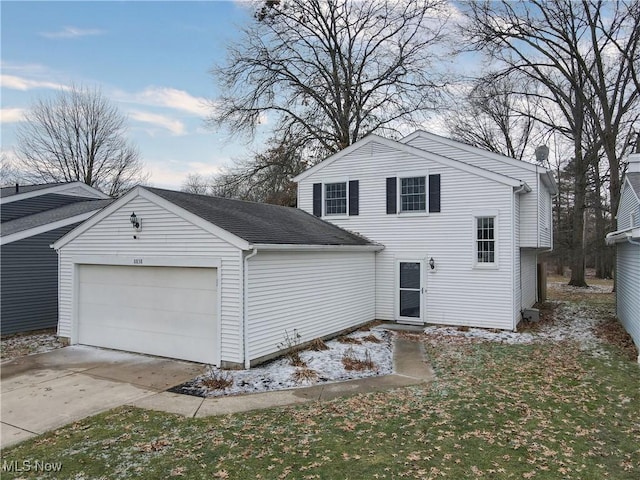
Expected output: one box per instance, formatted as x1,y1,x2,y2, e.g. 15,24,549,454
15,183,19,194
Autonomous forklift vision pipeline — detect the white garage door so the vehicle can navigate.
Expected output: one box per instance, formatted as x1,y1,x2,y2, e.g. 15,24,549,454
78,264,218,364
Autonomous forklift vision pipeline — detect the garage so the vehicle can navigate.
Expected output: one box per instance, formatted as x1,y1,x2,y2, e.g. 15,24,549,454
54,186,379,368
77,264,218,364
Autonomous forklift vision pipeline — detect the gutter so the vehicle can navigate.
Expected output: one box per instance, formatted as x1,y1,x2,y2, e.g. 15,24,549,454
249,243,384,252
243,248,258,369
605,228,640,246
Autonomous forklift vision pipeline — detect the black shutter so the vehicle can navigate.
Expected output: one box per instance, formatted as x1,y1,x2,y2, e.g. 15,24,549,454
312,183,322,217
386,177,397,214
348,180,359,216
429,174,441,213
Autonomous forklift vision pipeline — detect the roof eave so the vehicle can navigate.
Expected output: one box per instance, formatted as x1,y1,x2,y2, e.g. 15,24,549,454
605,227,640,245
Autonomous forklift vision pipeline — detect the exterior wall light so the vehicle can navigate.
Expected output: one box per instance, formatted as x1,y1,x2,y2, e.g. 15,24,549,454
429,257,435,270
130,212,141,231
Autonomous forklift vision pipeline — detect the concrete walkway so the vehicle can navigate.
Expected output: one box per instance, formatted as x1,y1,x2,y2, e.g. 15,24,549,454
130,336,434,418
1,334,432,448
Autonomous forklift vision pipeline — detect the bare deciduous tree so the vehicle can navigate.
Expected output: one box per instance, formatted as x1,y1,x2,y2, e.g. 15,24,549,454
15,85,148,196
461,0,640,287
445,76,542,161
204,0,451,201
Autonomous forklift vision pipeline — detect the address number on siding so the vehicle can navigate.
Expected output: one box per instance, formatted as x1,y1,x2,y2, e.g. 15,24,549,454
133,258,143,265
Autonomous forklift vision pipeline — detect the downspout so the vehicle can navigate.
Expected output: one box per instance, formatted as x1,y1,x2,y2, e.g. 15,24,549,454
243,248,258,369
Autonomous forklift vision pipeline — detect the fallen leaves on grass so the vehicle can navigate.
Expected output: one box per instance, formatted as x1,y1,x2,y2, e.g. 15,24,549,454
593,317,638,361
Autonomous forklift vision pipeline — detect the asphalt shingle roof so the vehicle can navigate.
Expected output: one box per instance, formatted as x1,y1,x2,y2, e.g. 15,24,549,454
0,182,67,198
145,187,375,246
1,199,113,237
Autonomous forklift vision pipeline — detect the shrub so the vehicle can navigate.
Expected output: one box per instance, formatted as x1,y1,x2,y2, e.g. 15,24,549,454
200,371,233,390
342,348,376,371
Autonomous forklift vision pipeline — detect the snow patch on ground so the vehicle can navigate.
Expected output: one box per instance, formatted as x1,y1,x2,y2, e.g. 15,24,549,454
424,301,610,357
171,329,394,397
1,331,64,361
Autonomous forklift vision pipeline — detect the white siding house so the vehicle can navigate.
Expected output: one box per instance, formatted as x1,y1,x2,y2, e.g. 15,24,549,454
606,153,640,362
54,187,381,368
294,131,557,330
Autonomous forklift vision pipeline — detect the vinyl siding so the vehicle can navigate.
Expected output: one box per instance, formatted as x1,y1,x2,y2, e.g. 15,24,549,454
617,180,640,230
246,250,375,361
57,194,243,364
616,242,640,355
403,134,543,248
299,139,516,329
539,181,552,248
1,224,79,335
520,249,538,310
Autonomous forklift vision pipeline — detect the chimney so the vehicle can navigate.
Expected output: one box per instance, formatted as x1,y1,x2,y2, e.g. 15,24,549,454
628,153,640,174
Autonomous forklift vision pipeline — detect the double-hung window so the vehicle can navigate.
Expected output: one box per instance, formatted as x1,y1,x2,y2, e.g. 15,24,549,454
400,176,426,212
476,217,495,264
324,182,347,215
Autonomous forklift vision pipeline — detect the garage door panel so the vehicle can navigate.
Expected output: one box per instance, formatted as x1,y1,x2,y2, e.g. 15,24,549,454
79,307,215,336
77,264,218,364
79,284,216,315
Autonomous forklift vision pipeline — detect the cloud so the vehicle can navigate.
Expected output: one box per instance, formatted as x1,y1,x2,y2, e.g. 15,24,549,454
116,86,210,117
0,74,69,91
40,26,105,39
129,110,185,135
0,108,27,123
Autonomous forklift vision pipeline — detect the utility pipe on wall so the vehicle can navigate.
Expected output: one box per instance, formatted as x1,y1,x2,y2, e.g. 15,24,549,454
243,248,258,369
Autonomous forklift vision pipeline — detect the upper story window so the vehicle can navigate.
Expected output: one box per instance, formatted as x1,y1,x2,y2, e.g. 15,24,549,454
400,176,426,212
476,216,495,263
324,182,347,215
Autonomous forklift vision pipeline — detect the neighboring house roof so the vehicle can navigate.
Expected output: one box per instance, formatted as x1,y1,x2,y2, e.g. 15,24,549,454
146,187,376,246
0,182,109,205
54,186,382,251
0,182,66,198
292,134,528,190
1,199,112,246
1,193,102,223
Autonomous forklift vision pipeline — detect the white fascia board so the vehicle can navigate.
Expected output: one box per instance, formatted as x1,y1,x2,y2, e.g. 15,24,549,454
138,189,250,250
294,134,523,188
540,168,559,195
250,243,385,252
400,130,541,174
1,210,100,246
1,182,109,205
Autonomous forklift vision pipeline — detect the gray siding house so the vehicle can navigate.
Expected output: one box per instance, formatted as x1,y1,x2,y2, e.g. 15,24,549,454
606,153,640,362
1,182,110,335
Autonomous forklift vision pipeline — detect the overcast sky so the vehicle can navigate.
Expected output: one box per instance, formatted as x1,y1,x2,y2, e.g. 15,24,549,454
1,1,273,190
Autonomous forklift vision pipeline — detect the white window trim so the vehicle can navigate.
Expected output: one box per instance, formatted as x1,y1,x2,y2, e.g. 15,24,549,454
397,171,429,216
322,177,350,219
472,211,499,269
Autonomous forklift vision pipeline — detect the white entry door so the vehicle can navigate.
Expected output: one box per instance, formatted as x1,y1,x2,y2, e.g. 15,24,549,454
397,260,424,324
77,264,218,364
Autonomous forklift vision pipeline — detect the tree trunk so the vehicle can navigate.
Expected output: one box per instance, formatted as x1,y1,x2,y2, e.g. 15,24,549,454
569,153,589,287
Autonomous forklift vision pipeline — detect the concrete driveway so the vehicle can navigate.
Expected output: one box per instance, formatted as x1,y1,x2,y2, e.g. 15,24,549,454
0,346,205,448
